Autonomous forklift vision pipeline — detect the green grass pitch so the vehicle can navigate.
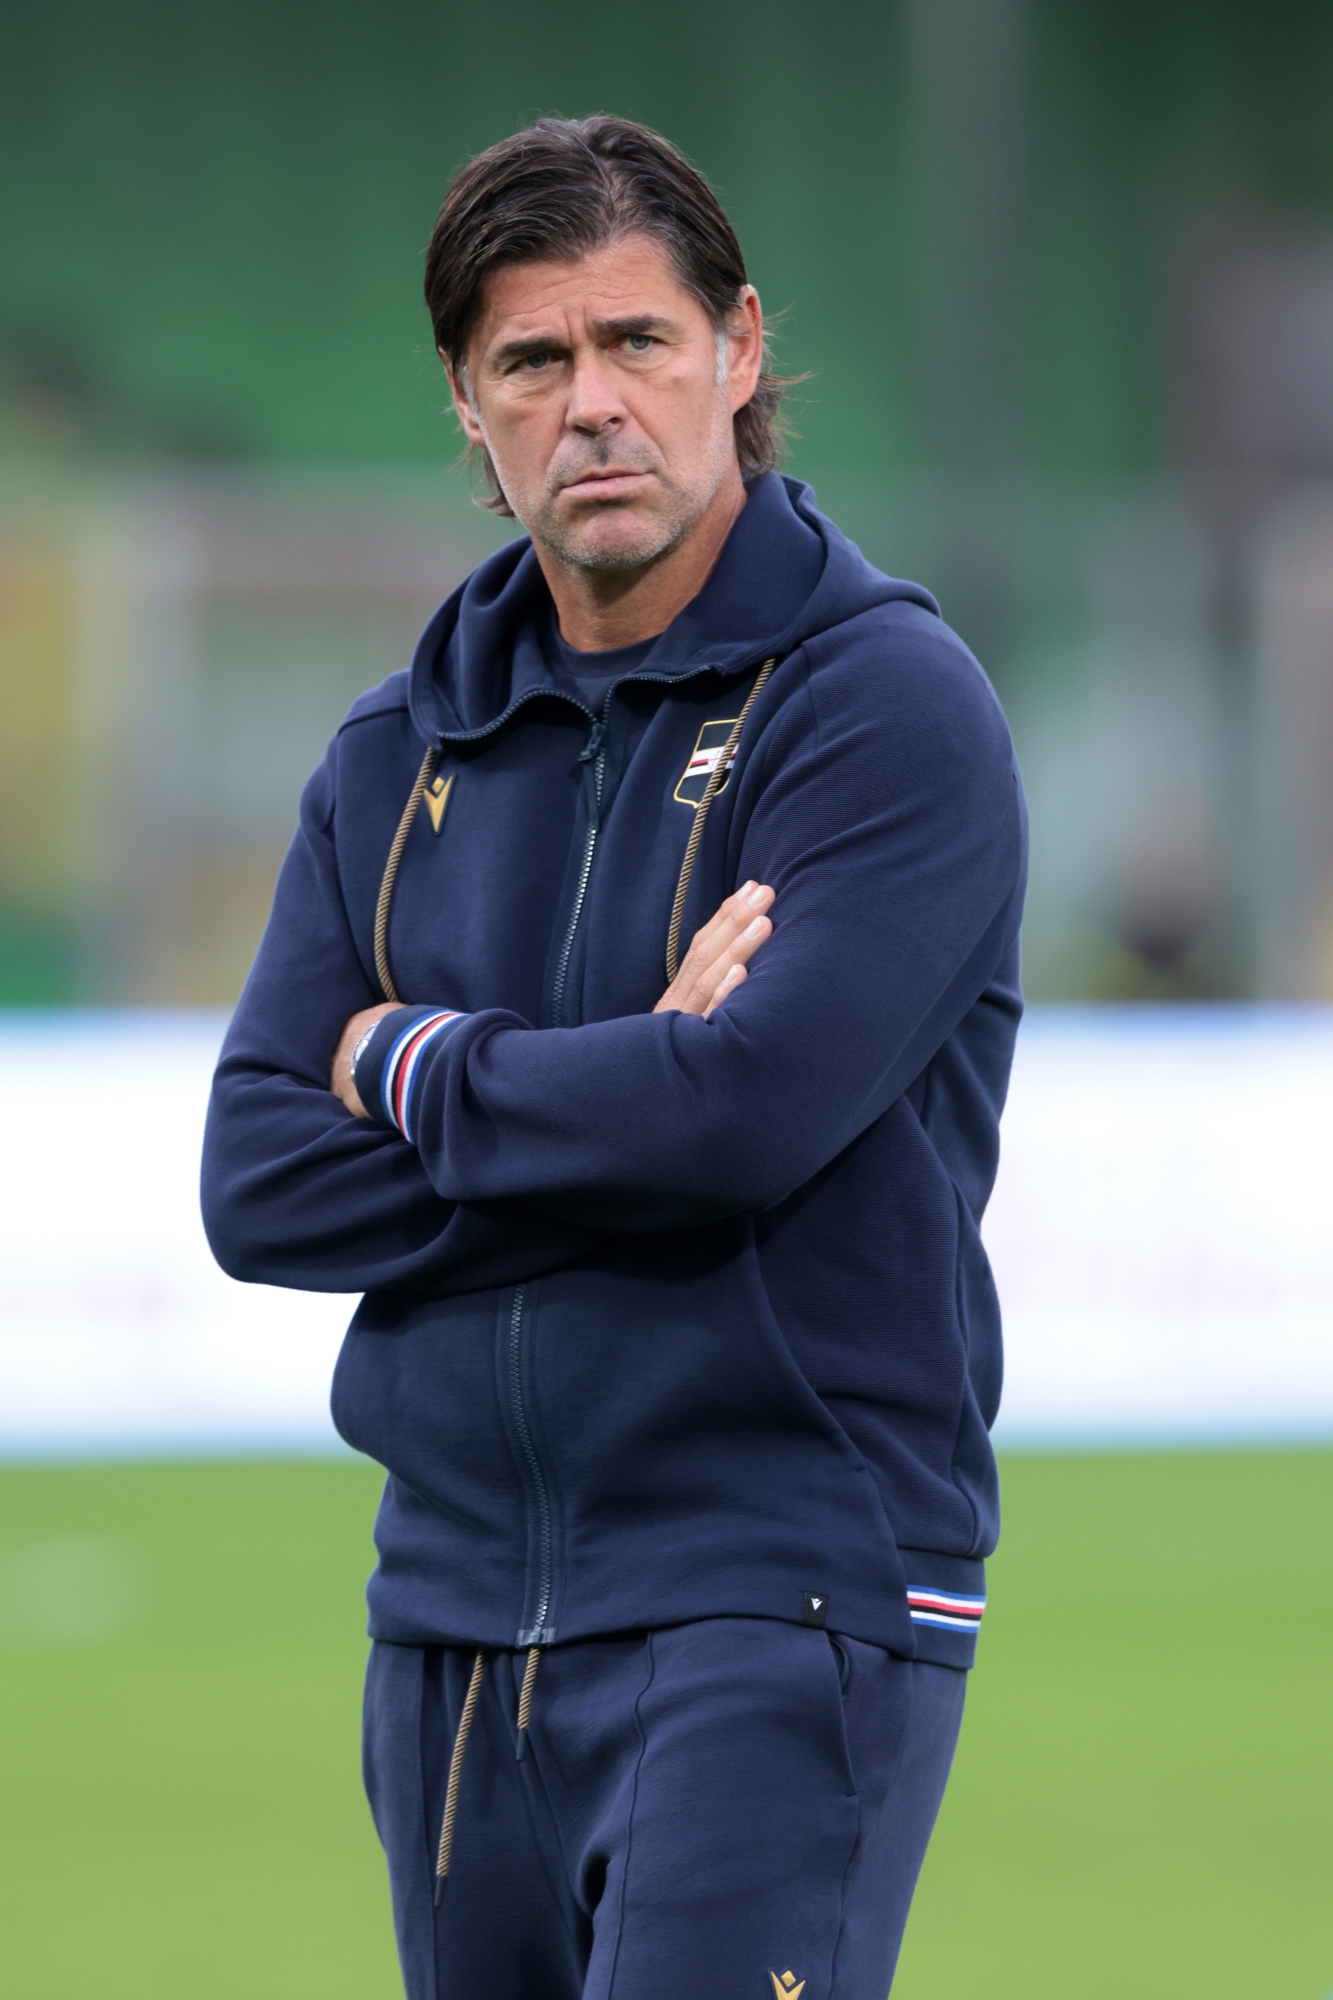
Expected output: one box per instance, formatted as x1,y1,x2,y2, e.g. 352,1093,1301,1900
0,1449,1329,1999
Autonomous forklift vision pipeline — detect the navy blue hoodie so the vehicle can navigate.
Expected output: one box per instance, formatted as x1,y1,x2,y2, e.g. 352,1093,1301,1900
202,474,1026,1669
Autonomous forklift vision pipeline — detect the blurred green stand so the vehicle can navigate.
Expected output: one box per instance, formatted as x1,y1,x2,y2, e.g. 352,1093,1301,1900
1,1450,1329,1999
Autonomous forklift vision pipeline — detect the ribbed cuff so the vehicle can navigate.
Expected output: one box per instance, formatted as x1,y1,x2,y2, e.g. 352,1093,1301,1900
351,1005,468,1142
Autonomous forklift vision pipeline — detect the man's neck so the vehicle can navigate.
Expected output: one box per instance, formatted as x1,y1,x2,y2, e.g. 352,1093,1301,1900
534,467,747,652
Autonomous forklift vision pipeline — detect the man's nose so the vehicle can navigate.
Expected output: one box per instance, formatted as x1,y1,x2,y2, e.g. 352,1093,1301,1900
565,350,626,435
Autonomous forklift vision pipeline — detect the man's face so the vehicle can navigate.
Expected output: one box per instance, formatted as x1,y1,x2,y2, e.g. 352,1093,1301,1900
447,235,761,574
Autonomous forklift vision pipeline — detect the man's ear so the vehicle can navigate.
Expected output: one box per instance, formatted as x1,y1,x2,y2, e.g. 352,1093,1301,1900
725,287,764,416
442,352,487,447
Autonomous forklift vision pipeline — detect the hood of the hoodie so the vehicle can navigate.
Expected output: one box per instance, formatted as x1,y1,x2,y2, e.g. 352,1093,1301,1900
407,472,940,746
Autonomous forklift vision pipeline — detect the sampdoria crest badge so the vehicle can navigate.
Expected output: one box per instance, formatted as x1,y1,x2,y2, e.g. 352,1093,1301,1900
673,718,740,806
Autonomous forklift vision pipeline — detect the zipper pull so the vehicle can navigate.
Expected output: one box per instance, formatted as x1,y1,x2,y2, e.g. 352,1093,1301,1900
577,718,607,764
578,720,606,833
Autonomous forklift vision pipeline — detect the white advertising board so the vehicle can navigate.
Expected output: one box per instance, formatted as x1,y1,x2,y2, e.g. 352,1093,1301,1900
987,1008,1333,1443
0,1008,1329,1454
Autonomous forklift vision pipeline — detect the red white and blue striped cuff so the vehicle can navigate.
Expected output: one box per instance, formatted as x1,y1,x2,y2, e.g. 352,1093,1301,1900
380,1010,465,1141
353,1006,467,1143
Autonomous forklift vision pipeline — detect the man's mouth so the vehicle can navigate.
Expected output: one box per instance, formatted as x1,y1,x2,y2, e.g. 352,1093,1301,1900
558,467,652,501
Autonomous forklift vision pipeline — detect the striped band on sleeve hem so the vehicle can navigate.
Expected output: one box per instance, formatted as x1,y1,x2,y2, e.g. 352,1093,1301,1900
906,1588,986,1633
379,1010,466,1142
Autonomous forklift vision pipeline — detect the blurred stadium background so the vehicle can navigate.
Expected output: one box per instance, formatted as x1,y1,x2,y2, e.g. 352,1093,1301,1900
1,2,1331,1996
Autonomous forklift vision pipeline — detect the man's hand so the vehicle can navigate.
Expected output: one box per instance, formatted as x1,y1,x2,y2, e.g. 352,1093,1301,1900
329,881,772,1114
654,880,774,1018
331,1001,404,1117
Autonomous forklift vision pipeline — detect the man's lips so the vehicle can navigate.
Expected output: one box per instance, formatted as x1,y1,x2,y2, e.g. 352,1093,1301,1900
557,468,654,502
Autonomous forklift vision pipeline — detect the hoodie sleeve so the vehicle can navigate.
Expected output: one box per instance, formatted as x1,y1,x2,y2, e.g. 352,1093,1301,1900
199,745,604,1294
350,610,1027,1233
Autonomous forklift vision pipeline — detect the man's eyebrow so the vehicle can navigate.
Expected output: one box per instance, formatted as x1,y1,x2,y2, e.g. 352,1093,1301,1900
587,313,676,339
488,313,677,366
490,333,567,367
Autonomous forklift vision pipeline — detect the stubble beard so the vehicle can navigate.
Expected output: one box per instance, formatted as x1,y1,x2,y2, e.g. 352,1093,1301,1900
528,491,700,574
499,433,730,576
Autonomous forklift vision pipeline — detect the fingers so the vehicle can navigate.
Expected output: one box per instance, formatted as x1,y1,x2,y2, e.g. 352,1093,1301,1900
677,881,772,989
684,909,771,1015
653,880,775,1016
703,961,747,1019
687,880,774,967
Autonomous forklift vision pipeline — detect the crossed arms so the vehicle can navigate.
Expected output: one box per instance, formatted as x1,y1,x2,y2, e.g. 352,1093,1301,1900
201,625,1024,1298
329,881,776,1118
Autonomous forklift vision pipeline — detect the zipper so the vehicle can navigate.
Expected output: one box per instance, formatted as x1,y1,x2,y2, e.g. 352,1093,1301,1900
549,722,606,1028
434,665,750,1030
506,1285,555,1645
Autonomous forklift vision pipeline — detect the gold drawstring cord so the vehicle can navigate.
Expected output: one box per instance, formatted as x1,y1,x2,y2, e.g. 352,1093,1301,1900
514,1644,541,1762
380,663,776,1002
433,1646,486,1905
664,659,777,983
374,745,438,1002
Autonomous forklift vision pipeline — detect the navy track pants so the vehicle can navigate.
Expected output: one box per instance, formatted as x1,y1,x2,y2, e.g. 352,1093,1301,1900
363,1617,966,2000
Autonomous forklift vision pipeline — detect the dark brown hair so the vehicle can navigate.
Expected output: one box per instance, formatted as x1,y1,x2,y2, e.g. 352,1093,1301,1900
423,115,793,513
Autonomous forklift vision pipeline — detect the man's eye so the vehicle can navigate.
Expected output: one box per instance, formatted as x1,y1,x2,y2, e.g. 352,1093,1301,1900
626,334,654,352
522,352,550,370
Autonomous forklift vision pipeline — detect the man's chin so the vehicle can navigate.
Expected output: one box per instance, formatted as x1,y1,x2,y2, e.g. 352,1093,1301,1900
532,508,688,575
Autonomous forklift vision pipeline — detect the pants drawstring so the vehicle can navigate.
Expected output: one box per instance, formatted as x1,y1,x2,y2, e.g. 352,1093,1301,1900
434,1647,486,1906
515,1644,541,1761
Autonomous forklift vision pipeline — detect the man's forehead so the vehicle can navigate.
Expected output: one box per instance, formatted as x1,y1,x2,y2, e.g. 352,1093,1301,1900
472,235,700,345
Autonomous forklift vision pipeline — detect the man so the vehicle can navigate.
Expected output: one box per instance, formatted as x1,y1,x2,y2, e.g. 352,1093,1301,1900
202,115,1026,2000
